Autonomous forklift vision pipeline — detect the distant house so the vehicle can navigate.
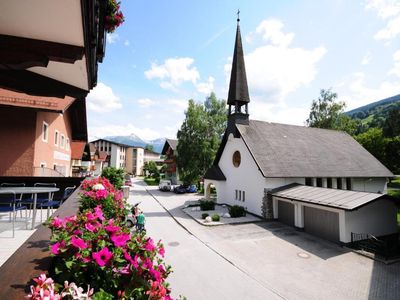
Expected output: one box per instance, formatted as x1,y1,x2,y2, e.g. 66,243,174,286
91,139,128,169
90,139,161,175
161,139,179,184
0,88,87,177
204,20,397,244
128,147,161,176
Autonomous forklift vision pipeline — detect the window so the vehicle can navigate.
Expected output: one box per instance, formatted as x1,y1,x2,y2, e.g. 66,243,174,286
242,191,245,202
54,130,59,146
109,146,111,151
66,138,70,150
42,122,48,142
337,178,342,189
232,151,241,167
305,178,312,186
100,146,103,151
346,178,352,190
40,162,46,168
235,190,238,200
60,135,65,148
316,178,322,187
327,178,332,188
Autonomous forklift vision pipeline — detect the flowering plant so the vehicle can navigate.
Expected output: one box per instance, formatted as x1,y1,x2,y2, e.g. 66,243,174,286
79,177,127,220
47,206,171,299
26,273,93,300
105,0,124,33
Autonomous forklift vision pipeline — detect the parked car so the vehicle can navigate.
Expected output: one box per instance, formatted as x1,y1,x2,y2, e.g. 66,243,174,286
173,185,187,194
159,180,172,191
186,184,197,193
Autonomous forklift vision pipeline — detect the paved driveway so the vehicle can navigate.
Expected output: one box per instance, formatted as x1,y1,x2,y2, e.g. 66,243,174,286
131,179,400,300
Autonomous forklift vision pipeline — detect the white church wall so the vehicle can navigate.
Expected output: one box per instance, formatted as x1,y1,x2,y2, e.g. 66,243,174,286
218,134,266,215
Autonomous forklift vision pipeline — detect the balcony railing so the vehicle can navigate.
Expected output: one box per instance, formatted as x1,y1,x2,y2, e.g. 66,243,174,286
0,176,83,298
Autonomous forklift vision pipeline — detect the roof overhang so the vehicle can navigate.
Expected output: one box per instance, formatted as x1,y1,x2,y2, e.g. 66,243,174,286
271,184,390,211
0,0,106,98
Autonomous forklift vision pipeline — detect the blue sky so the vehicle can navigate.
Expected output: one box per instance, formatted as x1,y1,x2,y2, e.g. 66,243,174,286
87,0,400,141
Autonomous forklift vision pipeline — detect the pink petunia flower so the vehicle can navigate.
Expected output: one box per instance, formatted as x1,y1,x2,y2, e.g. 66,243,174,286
105,220,120,233
92,247,113,267
111,233,131,248
95,189,108,199
85,222,100,232
51,217,63,229
50,241,65,255
158,246,165,257
71,236,88,250
144,238,156,252
94,205,105,221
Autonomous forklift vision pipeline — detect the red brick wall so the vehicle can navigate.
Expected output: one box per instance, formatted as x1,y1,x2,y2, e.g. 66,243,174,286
0,107,36,176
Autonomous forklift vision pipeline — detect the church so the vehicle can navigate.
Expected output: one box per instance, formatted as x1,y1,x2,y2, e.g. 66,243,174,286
204,18,398,244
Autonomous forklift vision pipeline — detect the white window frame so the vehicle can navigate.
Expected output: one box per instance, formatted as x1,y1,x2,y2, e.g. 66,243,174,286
40,162,46,168
42,122,49,142
60,134,65,149
54,130,59,146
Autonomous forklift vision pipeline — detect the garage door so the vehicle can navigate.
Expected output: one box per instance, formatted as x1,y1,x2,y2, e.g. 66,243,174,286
278,201,294,226
304,206,339,242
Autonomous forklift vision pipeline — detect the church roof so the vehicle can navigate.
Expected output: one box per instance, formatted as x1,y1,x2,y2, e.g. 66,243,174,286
227,20,250,105
236,120,393,178
204,165,226,181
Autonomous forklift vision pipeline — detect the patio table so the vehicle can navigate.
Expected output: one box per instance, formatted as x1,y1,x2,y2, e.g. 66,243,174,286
0,186,59,229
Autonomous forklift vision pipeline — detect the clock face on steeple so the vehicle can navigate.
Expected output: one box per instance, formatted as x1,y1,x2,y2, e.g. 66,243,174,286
232,151,241,167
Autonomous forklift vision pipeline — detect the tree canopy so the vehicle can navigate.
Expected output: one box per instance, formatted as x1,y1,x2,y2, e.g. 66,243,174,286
177,93,227,184
306,89,360,135
306,89,400,174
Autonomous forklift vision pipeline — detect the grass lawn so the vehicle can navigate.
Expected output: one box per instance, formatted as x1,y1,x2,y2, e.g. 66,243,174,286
388,177,400,188
144,177,159,186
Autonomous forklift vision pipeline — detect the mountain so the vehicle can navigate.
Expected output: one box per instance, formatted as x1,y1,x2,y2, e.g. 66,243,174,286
103,134,166,153
346,94,400,126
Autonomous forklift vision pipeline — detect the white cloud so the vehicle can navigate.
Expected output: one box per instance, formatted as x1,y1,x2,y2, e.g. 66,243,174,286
254,19,295,47
107,33,119,44
365,0,400,19
338,72,400,109
361,52,372,65
166,99,188,113
389,49,400,77
89,123,160,141
137,98,155,107
249,98,309,126
374,15,400,40
87,82,122,113
195,76,215,94
234,19,326,103
124,40,130,46
145,57,200,90
366,0,400,41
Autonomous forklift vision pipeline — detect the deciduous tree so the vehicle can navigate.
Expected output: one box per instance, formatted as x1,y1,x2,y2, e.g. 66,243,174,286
177,93,227,184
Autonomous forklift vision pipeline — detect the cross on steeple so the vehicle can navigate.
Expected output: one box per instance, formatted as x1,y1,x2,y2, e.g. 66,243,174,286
237,9,240,22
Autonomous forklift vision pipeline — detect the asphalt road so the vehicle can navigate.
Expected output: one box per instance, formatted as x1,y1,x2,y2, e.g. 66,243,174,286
129,180,283,300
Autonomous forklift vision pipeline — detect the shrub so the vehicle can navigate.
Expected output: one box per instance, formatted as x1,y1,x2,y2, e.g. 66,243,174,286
101,167,125,190
199,200,215,211
229,205,246,218
79,177,127,220
211,214,220,222
201,213,209,219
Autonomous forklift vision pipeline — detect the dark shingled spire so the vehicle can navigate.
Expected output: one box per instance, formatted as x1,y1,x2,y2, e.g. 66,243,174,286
227,16,250,105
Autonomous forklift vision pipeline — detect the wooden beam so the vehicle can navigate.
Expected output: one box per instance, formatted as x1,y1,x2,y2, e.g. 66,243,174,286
0,34,84,69
0,70,88,99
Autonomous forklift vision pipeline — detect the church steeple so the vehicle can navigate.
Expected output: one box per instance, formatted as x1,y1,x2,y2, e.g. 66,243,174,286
227,12,250,127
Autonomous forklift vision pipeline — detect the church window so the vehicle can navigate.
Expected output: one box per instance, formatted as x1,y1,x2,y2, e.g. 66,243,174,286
232,151,241,167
